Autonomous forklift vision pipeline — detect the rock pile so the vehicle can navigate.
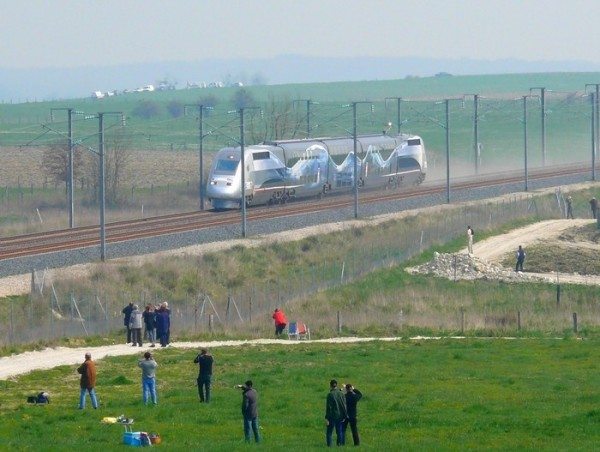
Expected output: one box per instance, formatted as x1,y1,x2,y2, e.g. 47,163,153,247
406,252,552,283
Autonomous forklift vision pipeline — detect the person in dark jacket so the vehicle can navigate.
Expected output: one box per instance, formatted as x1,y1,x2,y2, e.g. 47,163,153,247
343,384,363,446
77,352,98,409
122,302,134,343
155,302,171,347
590,197,598,219
515,245,526,272
142,304,156,347
240,380,260,443
325,379,347,447
194,348,214,403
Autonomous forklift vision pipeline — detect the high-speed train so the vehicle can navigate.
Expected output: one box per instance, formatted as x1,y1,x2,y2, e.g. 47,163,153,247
206,133,427,209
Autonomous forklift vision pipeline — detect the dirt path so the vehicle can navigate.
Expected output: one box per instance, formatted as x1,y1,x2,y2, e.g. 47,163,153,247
0,338,405,380
468,219,600,286
471,219,595,262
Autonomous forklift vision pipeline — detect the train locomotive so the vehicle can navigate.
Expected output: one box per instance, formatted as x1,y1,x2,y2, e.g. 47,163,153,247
206,133,427,209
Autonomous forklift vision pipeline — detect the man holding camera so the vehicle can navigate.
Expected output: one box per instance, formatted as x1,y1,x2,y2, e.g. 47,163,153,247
194,348,213,403
325,379,347,447
343,384,363,446
239,380,260,443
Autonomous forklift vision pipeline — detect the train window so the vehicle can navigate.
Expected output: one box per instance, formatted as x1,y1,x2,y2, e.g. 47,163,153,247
253,151,270,160
407,139,421,146
215,159,239,174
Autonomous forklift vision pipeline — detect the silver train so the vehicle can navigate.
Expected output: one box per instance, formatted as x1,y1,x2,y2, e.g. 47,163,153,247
206,133,427,209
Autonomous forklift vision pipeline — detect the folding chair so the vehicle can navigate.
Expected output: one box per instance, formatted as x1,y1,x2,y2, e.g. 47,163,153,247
287,322,299,340
298,322,310,340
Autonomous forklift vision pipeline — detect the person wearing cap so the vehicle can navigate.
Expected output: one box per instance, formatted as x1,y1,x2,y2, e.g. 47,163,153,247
77,352,98,409
138,351,158,405
241,380,260,443
129,304,143,347
193,348,214,403
325,379,347,446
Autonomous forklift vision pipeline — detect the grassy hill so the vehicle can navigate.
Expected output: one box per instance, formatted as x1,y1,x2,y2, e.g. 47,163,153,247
0,340,598,450
1,72,599,167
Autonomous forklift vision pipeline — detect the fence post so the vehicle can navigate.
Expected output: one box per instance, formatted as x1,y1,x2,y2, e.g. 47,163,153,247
9,297,14,344
337,311,342,334
208,314,213,333
249,297,252,325
517,310,521,331
460,308,465,335
572,312,578,333
556,284,561,306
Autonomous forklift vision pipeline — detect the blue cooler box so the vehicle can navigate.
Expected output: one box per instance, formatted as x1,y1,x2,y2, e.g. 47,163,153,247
123,431,142,446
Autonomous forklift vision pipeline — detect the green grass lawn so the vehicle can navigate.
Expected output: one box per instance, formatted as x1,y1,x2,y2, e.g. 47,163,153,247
1,340,598,451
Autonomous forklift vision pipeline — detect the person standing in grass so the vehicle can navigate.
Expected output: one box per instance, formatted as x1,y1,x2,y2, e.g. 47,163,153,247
129,305,143,347
194,348,214,403
138,351,158,405
325,379,347,447
343,384,363,446
515,245,526,272
272,308,287,337
566,196,574,219
77,352,98,409
466,226,474,255
122,301,134,344
240,380,260,443
590,197,598,219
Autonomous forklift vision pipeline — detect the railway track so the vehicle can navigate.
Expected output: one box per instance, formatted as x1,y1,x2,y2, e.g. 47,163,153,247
0,163,594,260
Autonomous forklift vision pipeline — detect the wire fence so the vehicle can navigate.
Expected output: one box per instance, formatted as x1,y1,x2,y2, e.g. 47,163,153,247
4,192,596,347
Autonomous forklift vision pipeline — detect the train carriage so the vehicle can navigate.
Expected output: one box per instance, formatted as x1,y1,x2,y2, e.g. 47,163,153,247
206,133,427,209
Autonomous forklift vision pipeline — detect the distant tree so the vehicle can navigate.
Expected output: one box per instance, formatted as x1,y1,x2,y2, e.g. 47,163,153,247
231,88,256,110
41,142,85,191
132,100,160,119
248,96,303,143
84,127,133,205
198,94,218,109
251,72,267,86
166,100,184,118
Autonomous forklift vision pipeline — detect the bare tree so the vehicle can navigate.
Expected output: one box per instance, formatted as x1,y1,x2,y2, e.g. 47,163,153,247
84,127,133,205
247,96,304,144
41,142,85,192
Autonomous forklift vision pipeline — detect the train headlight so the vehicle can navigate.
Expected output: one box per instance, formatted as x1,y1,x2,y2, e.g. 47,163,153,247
210,180,217,185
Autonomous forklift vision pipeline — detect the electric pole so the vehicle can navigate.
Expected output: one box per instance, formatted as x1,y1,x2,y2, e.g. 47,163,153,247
385,97,402,136
530,87,546,166
50,107,75,228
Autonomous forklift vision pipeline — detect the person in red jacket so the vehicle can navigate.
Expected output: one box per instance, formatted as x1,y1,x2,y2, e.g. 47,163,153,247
272,308,287,337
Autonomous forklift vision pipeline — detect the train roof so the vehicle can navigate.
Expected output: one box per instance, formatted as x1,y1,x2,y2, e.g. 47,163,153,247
216,133,422,162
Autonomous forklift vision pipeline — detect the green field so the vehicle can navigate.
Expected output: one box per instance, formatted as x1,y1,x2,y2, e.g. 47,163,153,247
2,72,600,167
0,340,598,451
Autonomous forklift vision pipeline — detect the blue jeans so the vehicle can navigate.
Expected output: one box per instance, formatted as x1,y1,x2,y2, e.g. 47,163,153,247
79,387,98,409
142,377,157,404
197,375,211,402
243,416,260,443
326,419,345,446
145,328,156,344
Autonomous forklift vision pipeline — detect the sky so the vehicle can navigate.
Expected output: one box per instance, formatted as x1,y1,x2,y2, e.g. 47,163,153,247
2,0,600,69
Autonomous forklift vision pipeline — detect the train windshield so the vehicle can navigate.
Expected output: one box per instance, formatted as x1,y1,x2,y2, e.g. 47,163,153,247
214,159,239,174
